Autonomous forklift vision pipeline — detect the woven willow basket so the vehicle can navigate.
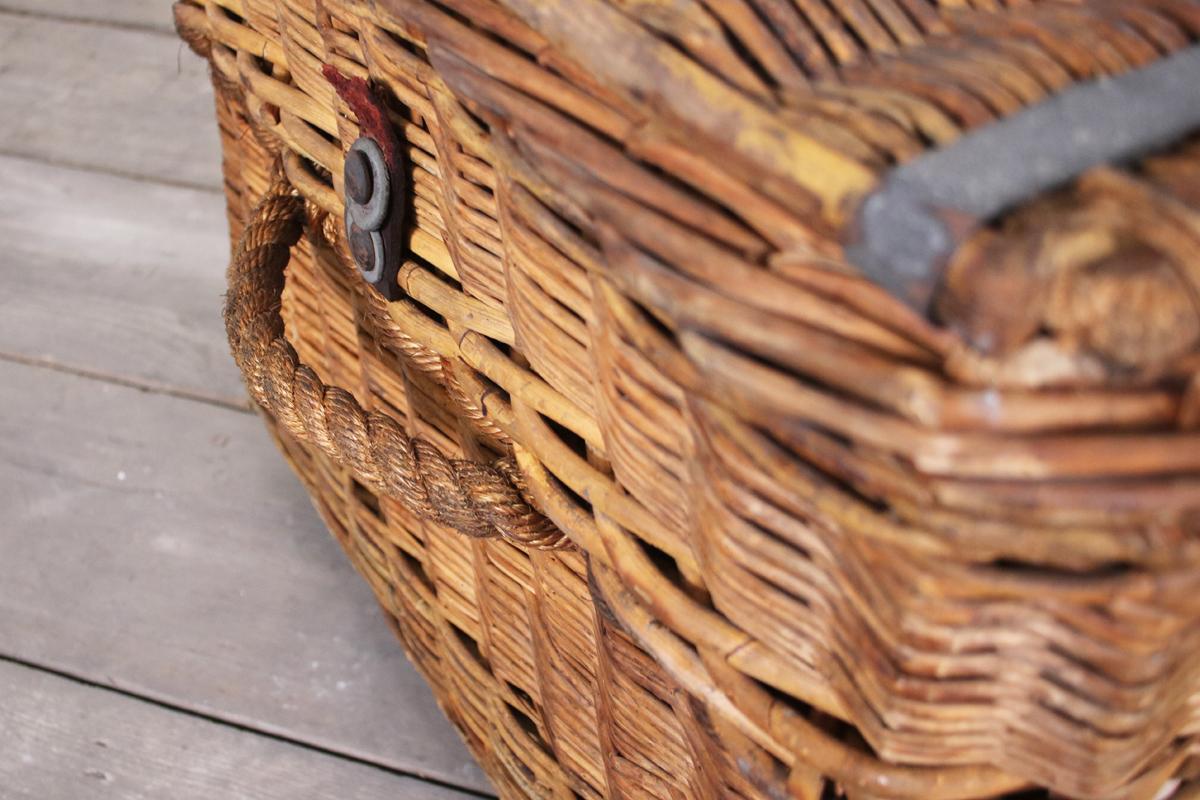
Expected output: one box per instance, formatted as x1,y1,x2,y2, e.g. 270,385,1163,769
177,1,1200,797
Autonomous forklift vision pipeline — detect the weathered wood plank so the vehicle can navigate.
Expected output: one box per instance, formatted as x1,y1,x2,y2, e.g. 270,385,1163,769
0,12,222,188
0,0,175,33
0,155,243,405
0,359,492,794
0,659,478,800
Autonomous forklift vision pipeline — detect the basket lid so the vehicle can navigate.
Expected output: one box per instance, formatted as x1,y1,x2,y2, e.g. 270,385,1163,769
405,0,1200,374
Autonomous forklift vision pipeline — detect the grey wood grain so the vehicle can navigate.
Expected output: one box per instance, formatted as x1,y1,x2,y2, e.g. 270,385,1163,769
0,659,478,800
0,358,493,794
0,155,244,406
0,1,176,33
0,12,222,189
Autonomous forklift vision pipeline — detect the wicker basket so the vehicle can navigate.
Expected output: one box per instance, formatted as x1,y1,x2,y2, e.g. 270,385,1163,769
177,1,1200,797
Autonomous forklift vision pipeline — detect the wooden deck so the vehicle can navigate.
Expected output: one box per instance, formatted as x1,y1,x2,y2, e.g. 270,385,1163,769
0,4,494,797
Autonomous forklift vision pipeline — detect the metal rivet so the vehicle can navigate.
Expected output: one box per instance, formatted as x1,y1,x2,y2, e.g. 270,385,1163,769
344,149,373,206
345,208,386,284
349,225,376,271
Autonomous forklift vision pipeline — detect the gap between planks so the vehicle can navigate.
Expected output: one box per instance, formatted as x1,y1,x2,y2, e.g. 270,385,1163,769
0,351,253,414
0,154,245,405
0,656,486,800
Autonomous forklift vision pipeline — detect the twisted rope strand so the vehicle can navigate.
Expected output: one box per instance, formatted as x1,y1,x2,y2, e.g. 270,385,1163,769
356,262,448,377
225,170,565,549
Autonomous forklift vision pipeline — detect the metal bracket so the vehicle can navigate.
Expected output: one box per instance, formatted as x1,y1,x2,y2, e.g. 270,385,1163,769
343,133,407,300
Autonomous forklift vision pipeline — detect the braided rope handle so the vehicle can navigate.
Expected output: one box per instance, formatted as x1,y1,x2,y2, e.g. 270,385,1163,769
224,169,566,549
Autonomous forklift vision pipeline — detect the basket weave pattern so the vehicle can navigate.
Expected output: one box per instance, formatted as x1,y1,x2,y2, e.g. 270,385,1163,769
178,1,1200,797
